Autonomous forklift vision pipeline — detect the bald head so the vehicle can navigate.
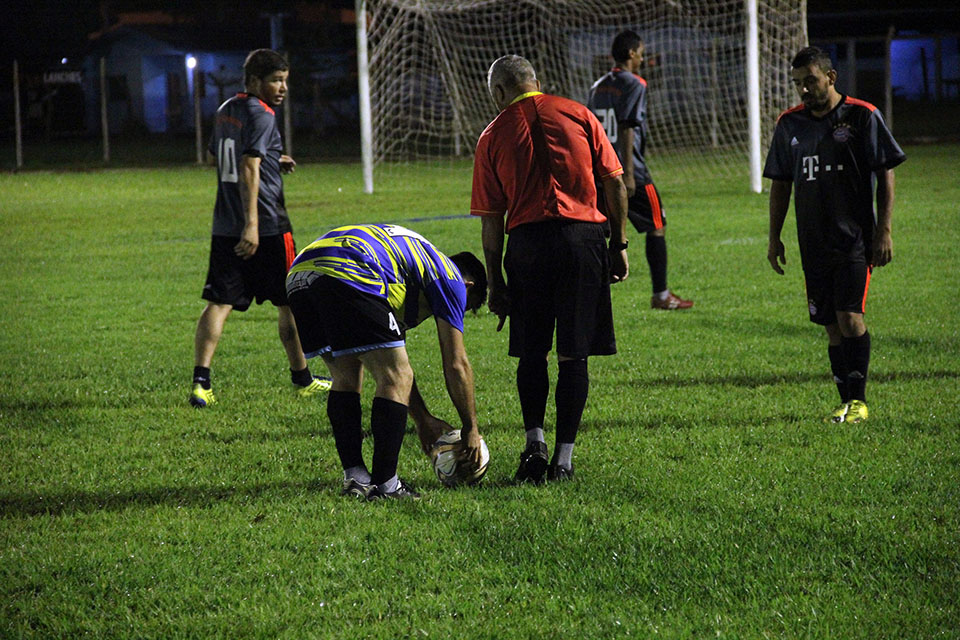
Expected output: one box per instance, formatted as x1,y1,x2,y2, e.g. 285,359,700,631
487,55,540,111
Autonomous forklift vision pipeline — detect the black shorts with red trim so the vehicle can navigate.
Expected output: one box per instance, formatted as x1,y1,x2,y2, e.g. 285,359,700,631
803,260,872,325
504,220,616,359
286,273,405,359
627,181,667,234
201,232,296,311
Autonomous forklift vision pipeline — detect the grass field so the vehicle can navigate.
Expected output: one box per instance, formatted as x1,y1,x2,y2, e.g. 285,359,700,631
1,146,958,638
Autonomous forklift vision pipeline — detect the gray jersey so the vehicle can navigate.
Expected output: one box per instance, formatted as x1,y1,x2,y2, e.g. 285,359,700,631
208,93,291,238
588,68,652,185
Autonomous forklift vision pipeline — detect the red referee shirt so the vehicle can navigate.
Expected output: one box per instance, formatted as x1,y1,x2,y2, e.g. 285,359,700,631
470,92,623,233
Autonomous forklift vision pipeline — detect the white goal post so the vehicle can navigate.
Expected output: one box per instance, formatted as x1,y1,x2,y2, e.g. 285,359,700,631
356,0,807,193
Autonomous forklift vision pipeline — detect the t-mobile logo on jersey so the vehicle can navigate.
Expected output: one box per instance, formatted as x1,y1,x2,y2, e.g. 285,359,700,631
801,155,844,181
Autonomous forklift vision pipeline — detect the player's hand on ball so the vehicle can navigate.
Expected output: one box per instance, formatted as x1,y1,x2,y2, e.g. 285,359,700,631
419,415,455,455
431,430,490,486
457,428,483,468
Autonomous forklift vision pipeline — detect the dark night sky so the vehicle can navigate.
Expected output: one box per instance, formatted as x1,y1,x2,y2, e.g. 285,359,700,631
2,0,957,71
1,1,354,71
3,1,101,70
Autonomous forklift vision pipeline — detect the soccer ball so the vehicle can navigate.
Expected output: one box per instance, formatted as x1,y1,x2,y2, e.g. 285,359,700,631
430,429,490,487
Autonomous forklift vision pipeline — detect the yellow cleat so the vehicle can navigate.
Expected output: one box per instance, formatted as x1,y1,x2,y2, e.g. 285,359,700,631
297,376,332,397
846,400,869,423
825,402,849,423
189,383,217,408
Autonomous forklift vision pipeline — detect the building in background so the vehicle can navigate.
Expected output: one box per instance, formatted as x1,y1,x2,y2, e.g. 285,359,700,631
2,1,956,168
808,4,960,140
85,16,249,135
2,5,360,157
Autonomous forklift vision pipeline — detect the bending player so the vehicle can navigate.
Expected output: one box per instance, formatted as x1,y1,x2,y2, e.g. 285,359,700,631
286,224,488,500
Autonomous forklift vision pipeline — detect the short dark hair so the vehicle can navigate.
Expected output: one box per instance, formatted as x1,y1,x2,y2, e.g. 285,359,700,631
791,46,833,73
450,252,487,312
612,30,643,63
244,49,288,84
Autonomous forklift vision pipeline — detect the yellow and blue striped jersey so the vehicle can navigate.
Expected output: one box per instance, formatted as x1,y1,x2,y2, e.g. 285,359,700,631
287,224,468,332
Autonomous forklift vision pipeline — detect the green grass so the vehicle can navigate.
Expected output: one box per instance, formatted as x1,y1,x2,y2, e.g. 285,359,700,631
0,130,361,171
1,146,959,639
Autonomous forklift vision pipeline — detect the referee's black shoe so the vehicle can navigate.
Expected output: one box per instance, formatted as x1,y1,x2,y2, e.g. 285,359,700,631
548,462,574,482
367,478,421,501
514,441,548,485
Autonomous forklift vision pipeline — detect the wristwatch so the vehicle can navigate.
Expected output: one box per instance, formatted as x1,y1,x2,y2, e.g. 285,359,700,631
609,240,629,251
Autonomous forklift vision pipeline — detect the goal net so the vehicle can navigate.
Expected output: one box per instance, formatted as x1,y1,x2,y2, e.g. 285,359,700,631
363,0,807,187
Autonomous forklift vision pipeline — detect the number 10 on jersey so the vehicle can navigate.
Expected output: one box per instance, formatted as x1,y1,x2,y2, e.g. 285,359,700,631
217,138,239,183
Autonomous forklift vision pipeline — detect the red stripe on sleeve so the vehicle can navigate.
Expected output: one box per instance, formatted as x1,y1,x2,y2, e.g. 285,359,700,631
845,96,877,112
777,103,805,123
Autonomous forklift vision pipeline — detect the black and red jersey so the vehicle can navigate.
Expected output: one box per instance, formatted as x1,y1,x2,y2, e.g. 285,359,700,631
207,93,291,238
764,96,905,268
587,68,652,185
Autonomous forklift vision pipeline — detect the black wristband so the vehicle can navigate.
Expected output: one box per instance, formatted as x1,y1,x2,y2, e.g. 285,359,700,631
609,240,628,251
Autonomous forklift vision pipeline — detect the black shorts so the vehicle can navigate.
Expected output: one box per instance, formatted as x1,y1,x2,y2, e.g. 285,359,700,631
504,221,616,359
201,233,296,311
286,273,405,359
804,261,872,325
627,182,667,234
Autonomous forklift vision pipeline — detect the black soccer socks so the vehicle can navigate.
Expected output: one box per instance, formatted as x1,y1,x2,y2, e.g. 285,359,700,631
555,358,589,445
841,331,871,402
327,391,364,470
827,344,849,401
192,366,212,390
517,356,549,432
290,366,315,387
646,233,668,295
370,397,408,486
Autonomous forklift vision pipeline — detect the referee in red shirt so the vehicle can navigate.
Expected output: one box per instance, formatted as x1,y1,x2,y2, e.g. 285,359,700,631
471,55,630,484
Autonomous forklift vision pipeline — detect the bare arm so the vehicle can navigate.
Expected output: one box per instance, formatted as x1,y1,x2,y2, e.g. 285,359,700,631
618,127,636,197
768,179,792,275
435,318,481,467
235,155,261,259
873,168,894,267
408,378,456,455
481,215,509,331
602,175,630,283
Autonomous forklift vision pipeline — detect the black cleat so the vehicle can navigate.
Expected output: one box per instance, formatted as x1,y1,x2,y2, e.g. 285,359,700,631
367,478,421,501
340,477,373,499
547,462,575,482
514,441,549,485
